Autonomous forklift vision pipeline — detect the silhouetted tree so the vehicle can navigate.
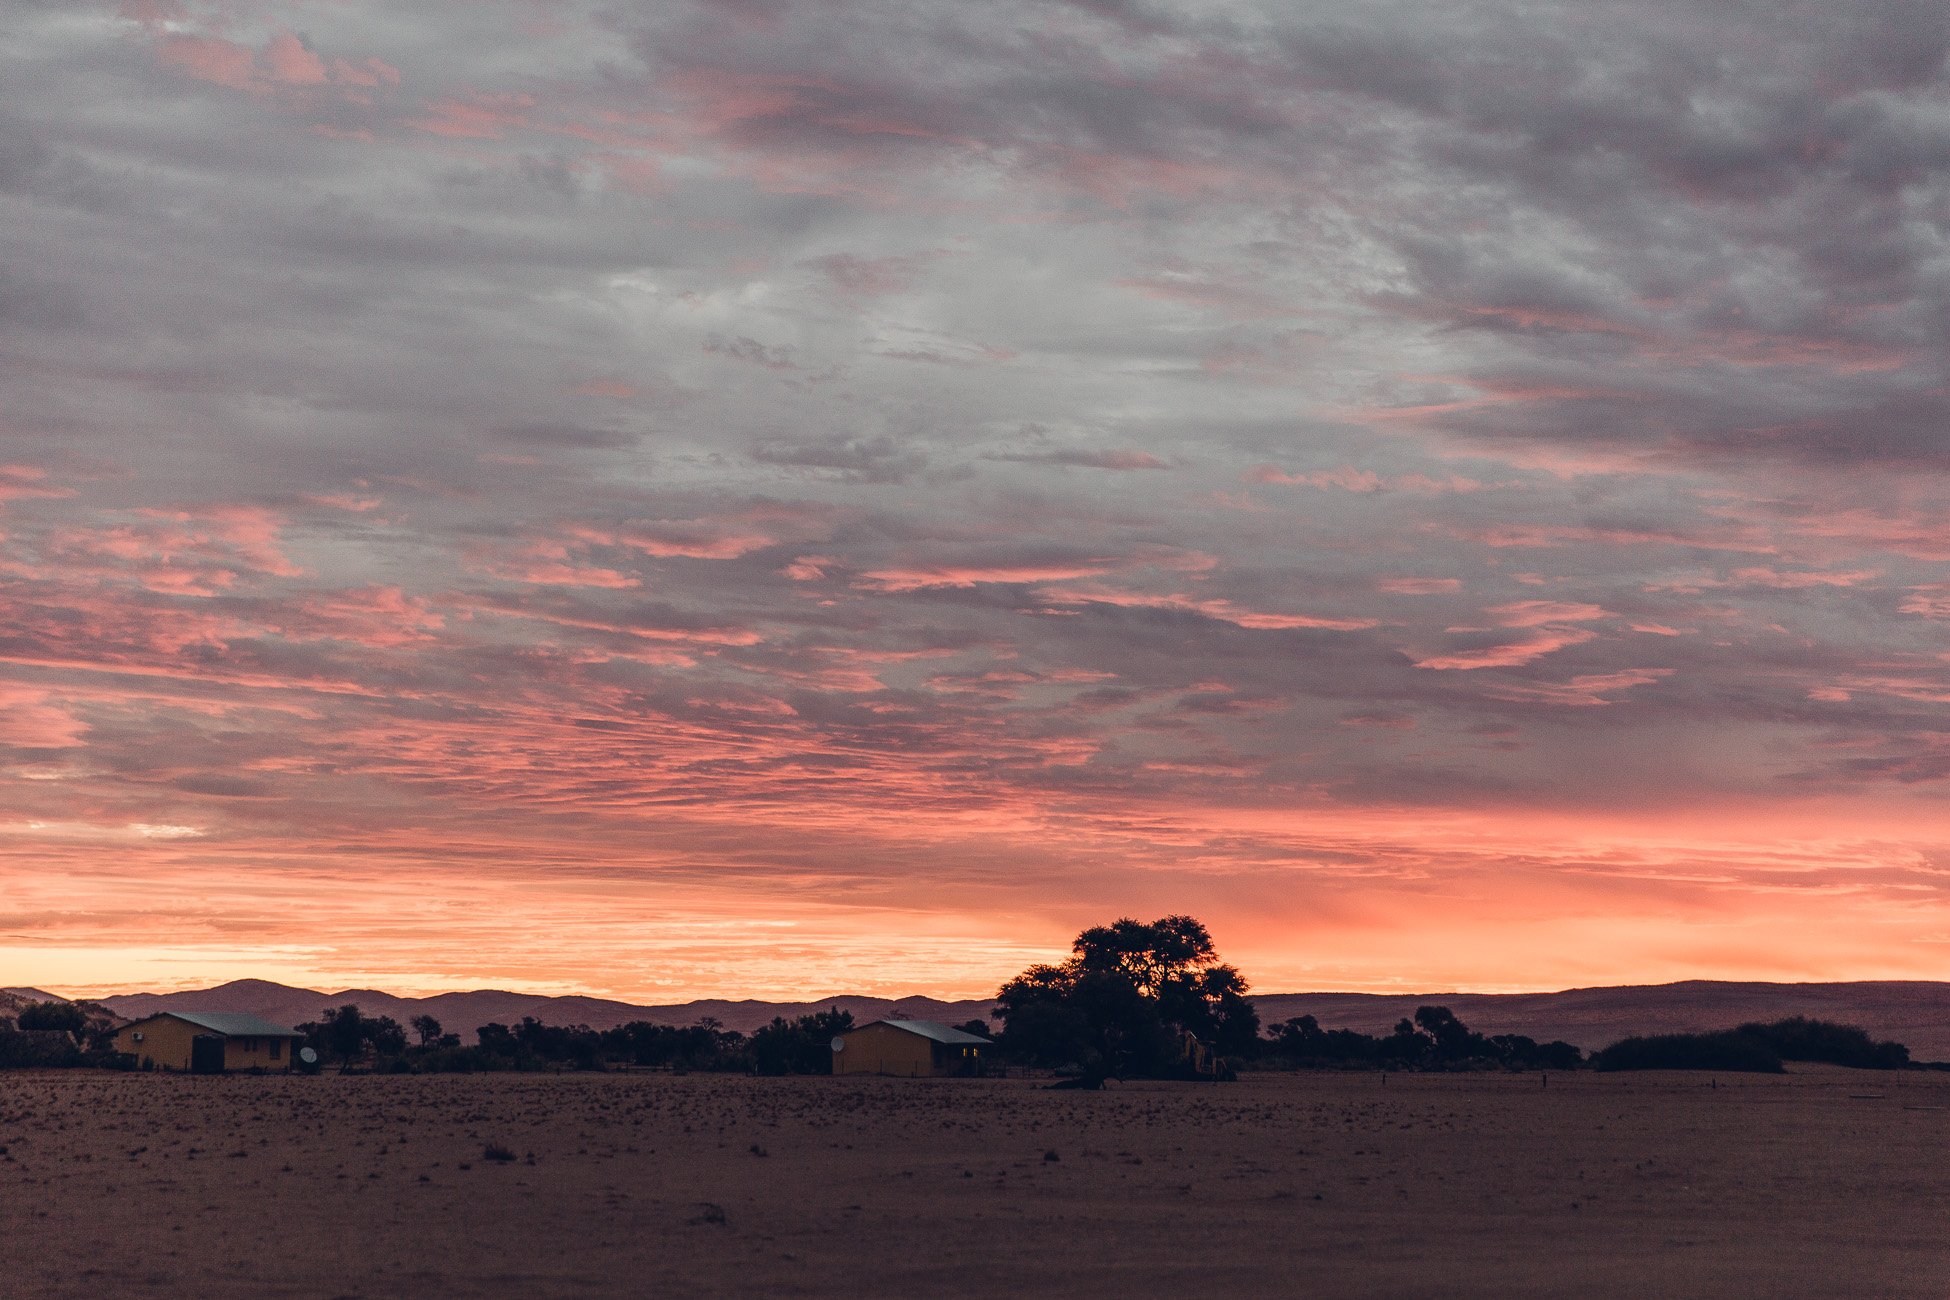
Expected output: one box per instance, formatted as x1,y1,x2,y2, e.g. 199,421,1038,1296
597,1019,745,1070
296,1005,407,1071
364,1015,407,1057
1258,1008,1581,1071
995,915,1257,1080
511,1017,604,1069
751,1009,854,1075
475,1023,517,1057
16,1001,86,1035
312,1005,368,1072
410,1014,443,1046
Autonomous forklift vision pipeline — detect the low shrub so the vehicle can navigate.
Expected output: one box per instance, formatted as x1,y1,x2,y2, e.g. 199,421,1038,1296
1592,1030,1784,1073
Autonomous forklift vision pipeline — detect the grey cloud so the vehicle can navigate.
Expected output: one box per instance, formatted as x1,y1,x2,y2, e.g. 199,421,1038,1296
984,448,1171,470
493,423,640,451
704,334,797,369
6,0,1950,896
750,435,927,482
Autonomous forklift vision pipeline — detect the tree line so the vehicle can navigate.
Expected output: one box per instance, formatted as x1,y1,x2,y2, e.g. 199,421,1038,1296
286,1004,896,1076
0,916,1927,1077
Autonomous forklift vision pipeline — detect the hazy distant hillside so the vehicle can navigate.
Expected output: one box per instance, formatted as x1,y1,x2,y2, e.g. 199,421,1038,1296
2,986,117,1028
75,978,1950,1057
0,987,63,1020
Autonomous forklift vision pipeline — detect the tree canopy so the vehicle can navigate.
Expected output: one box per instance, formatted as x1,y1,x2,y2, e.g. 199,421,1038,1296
995,915,1259,1080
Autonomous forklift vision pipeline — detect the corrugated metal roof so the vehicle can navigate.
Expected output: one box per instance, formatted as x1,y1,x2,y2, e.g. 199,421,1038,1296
140,1011,302,1038
864,1019,991,1046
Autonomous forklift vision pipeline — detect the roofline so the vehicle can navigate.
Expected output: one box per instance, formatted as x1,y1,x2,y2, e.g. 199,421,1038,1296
118,1011,303,1037
850,1019,992,1046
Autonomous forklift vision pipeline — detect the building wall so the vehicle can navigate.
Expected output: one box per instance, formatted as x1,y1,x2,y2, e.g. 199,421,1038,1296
115,1016,201,1071
112,1016,294,1072
222,1035,293,1071
833,1023,937,1077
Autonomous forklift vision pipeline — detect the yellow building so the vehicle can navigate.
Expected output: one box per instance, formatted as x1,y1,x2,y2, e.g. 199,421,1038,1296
114,1011,304,1073
830,1019,990,1077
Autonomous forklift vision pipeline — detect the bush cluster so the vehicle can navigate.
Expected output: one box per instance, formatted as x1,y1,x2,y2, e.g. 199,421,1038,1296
1253,1006,1583,1072
287,1005,861,1075
1592,1017,1911,1073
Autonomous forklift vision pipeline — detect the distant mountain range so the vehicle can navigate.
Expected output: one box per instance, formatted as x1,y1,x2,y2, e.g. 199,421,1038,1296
50,977,1950,1057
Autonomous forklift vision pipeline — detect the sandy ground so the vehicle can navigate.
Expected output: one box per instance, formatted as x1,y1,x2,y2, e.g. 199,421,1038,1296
4,1067,1947,1298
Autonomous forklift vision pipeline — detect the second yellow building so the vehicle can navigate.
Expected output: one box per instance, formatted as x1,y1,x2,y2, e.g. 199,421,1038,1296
830,1019,990,1077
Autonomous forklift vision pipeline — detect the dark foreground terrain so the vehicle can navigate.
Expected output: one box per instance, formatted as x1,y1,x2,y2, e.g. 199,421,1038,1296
5,1068,1946,1297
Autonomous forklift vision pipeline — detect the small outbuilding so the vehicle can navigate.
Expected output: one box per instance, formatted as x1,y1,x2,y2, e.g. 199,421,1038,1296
830,1019,990,1077
114,1011,304,1074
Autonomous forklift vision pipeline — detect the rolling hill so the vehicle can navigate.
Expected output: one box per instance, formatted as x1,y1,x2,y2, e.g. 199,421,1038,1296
93,979,993,1039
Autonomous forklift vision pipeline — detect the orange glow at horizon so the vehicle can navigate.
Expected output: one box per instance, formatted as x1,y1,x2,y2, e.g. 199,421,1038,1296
10,797,1949,1002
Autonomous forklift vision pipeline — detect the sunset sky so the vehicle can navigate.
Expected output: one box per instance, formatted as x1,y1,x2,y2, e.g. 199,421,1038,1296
7,0,1950,1001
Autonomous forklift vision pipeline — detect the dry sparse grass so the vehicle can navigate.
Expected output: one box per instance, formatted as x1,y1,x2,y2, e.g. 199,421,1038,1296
3,1068,1947,1297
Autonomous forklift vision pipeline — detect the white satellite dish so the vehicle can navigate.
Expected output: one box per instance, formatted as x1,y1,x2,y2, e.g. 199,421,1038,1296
298,1046,319,1065
830,1036,846,1053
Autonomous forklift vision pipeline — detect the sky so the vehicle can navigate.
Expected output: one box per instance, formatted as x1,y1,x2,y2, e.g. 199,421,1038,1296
6,0,1950,1001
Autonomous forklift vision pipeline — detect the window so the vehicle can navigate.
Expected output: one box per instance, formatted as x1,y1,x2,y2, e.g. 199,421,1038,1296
270,1039,281,1060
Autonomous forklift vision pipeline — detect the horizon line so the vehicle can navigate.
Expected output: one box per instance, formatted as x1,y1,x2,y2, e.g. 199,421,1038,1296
22,973,1950,1006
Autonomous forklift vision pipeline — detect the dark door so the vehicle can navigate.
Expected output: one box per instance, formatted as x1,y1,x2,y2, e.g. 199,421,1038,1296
190,1035,226,1074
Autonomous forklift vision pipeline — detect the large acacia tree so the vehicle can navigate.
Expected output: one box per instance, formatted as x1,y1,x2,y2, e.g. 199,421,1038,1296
995,915,1258,1079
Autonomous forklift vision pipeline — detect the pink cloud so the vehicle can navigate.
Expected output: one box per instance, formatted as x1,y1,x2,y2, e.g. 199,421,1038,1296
1413,626,1598,670
859,563,1111,592
1487,600,1610,628
467,540,641,589
576,522,776,561
157,34,258,91
1787,509,1950,561
1481,669,1675,707
1248,465,1489,494
460,597,762,649
152,28,399,101
782,555,834,581
261,586,445,648
37,504,301,596
1377,577,1462,595
1648,567,1880,593
1472,523,1775,554
0,685,88,748
0,466,74,504
1039,585,1379,631
408,91,537,140
330,57,401,90
263,33,328,86
1900,586,1950,618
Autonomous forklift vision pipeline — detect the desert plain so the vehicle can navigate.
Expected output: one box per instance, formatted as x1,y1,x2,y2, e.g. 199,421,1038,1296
4,1067,1947,1298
